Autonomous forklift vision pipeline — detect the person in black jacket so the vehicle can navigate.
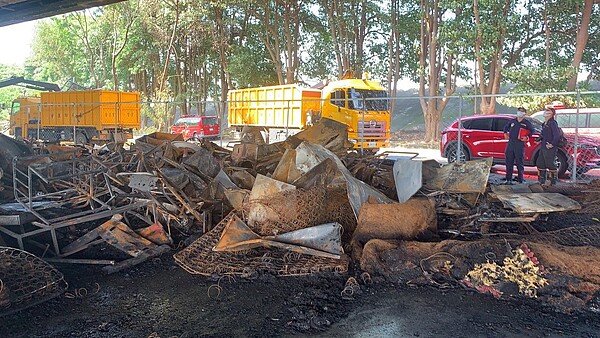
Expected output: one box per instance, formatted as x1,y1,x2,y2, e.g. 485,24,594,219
503,107,533,184
535,107,561,185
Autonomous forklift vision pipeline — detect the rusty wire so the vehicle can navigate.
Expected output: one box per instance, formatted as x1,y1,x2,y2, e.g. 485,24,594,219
341,277,360,299
360,272,373,285
536,225,600,247
245,186,327,236
207,275,236,299
0,247,68,316
64,283,101,299
174,212,349,277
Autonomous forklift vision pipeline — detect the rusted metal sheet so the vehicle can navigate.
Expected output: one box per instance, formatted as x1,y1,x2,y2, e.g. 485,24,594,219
496,193,581,214
128,173,159,192
393,158,422,203
136,132,184,146
291,158,344,189
422,158,492,193
490,182,545,194
291,142,393,218
136,223,172,245
99,218,155,257
224,189,250,210
285,118,351,154
352,198,437,246
228,169,255,189
182,147,221,178
247,174,296,226
215,169,237,189
272,149,301,183
213,214,343,259
232,143,259,163
60,215,170,274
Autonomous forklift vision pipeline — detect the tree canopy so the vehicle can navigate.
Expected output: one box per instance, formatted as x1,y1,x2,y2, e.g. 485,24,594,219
1,0,598,141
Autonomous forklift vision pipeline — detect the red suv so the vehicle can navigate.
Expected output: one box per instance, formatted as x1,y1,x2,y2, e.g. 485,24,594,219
440,114,600,176
171,115,220,140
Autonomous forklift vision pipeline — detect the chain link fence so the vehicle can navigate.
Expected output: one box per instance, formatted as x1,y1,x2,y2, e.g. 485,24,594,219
6,90,600,182
390,90,600,182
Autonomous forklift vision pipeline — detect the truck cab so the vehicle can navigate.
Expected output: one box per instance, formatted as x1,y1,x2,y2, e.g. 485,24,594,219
9,96,41,140
320,78,390,150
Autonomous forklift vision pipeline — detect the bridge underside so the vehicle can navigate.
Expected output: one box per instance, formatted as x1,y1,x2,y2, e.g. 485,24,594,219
0,0,124,27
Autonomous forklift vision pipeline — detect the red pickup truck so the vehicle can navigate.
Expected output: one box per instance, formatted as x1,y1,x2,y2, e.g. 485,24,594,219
171,115,220,140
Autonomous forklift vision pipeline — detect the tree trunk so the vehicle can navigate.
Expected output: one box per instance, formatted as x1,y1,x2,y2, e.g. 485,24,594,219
213,6,231,101
473,0,510,115
387,0,401,116
419,0,457,142
567,0,593,90
110,4,133,90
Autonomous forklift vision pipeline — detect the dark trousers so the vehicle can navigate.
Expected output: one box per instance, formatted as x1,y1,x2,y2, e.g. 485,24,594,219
536,146,558,170
505,141,525,180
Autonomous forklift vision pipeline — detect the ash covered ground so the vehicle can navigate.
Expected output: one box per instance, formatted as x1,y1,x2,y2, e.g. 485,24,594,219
2,253,600,338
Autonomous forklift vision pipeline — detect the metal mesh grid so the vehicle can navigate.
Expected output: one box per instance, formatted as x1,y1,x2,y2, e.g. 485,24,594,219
0,247,68,316
242,185,357,239
543,183,592,196
563,141,600,182
247,186,328,236
173,212,349,277
537,225,600,248
318,187,357,235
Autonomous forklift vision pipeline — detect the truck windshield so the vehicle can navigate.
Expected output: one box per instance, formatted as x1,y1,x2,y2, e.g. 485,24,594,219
202,117,218,125
11,101,20,115
174,117,200,126
349,89,389,111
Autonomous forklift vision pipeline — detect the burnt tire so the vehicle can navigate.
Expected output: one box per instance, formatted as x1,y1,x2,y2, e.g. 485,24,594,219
444,142,470,162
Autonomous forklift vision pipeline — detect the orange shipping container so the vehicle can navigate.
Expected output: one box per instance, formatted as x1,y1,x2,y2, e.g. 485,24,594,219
228,84,321,129
40,90,140,129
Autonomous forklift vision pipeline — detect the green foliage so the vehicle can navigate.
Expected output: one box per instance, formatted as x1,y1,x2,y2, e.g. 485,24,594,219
504,66,576,93
228,45,279,88
0,64,28,122
14,0,598,130
499,65,599,113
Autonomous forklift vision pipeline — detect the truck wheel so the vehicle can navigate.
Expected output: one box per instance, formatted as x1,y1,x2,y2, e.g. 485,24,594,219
75,132,88,145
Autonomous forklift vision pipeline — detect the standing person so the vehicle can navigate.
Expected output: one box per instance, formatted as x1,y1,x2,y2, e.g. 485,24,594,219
535,107,561,185
503,107,533,184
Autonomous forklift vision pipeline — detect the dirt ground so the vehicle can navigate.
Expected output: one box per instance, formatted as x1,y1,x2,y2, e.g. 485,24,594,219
2,255,600,338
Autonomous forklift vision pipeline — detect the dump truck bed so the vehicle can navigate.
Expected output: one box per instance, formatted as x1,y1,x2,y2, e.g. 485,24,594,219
41,90,140,129
228,84,321,129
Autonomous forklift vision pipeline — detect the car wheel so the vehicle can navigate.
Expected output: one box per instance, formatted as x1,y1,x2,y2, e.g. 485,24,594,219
445,142,470,162
555,151,568,178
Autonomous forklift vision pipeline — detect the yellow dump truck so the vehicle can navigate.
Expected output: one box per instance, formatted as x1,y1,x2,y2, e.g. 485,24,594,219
9,90,141,143
227,77,390,150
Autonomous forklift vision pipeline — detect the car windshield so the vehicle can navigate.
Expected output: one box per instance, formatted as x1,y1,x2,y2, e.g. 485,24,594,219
174,117,200,126
526,117,543,132
348,89,389,111
202,117,218,125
